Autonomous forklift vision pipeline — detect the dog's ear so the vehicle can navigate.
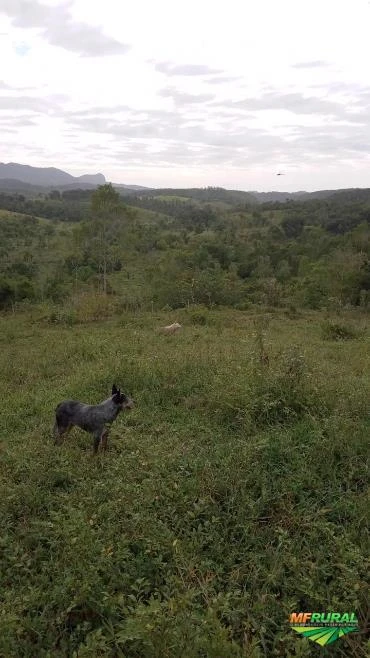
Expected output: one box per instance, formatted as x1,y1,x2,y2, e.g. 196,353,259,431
112,384,118,395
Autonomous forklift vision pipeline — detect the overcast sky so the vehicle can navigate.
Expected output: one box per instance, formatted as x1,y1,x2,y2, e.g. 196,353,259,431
1,0,370,191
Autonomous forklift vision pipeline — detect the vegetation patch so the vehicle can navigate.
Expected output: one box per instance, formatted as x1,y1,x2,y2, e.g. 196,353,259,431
321,320,365,341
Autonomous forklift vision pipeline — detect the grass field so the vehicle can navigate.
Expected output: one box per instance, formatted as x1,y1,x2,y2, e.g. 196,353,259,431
0,306,369,657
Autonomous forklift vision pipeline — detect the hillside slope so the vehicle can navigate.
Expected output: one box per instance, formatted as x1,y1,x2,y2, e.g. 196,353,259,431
0,162,105,187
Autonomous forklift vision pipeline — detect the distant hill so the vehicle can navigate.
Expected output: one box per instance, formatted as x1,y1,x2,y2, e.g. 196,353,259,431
250,188,370,204
124,186,370,206
78,173,106,185
0,178,46,193
250,190,335,203
129,186,257,205
0,163,105,188
1,162,369,206
0,163,150,195
326,188,370,204
114,183,150,191
0,178,103,195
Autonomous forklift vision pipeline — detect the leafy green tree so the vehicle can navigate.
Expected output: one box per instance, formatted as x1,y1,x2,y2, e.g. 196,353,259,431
49,190,61,200
276,259,291,282
88,184,125,293
281,215,304,238
91,183,121,215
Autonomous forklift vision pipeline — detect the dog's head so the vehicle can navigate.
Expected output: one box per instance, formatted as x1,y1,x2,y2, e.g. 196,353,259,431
112,384,135,410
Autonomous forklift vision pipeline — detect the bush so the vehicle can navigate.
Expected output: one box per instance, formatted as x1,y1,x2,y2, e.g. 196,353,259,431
189,311,208,326
321,320,363,341
208,345,325,431
249,346,322,427
284,303,301,319
47,308,78,326
71,292,119,322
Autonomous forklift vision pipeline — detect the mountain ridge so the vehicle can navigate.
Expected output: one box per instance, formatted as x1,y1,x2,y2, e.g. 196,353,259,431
1,162,370,204
0,162,106,187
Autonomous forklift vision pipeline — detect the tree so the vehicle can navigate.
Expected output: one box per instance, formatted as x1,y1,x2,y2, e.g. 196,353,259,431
49,190,61,200
276,259,291,282
281,215,304,238
89,184,124,293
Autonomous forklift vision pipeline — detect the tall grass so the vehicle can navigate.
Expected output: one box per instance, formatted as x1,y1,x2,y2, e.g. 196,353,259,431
0,307,369,657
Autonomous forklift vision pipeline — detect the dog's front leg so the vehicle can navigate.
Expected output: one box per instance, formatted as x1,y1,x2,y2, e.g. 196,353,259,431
54,422,71,446
93,431,101,455
101,429,109,452
92,429,109,454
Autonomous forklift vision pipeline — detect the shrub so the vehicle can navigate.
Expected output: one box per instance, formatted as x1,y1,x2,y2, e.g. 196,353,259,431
249,346,322,427
189,311,208,326
47,308,78,326
321,320,363,341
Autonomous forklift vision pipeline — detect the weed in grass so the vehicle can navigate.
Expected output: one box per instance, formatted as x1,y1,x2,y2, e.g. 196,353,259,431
249,346,321,427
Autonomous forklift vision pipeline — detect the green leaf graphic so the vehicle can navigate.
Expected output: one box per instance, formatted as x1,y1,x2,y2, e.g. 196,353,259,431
291,626,358,646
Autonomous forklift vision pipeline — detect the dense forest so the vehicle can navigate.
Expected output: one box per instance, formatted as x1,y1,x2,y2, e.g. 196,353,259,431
0,184,369,313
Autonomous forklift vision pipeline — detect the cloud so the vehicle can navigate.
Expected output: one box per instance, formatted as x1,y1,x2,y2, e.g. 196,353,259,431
287,123,370,156
4,77,368,176
1,127,18,134
231,91,342,115
2,1,370,190
0,114,37,126
205,75,242,85
59,91,370,173
159,86,214,105
66,107,285,152
0,94,53,112
210,90,368,124
292,60,329,69
0,0,130,56
154,61,222,76
0,93,68,113
67,106,129,117
0,79,39,91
